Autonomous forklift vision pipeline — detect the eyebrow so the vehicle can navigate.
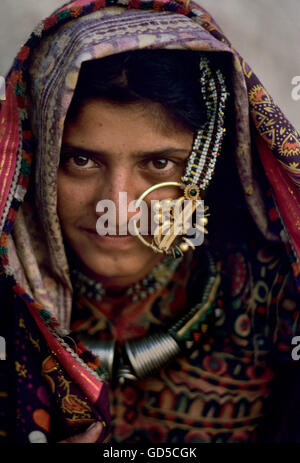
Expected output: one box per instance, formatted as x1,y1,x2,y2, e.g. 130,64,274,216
60,143,190,160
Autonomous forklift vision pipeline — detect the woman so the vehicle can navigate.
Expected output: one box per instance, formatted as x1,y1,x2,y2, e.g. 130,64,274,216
0,0,300,444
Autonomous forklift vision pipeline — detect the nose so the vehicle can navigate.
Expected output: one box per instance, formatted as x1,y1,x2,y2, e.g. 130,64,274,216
96,167,141,231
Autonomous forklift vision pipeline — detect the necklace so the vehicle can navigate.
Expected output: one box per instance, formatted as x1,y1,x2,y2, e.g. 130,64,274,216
71,255,183,303
70,249,223,384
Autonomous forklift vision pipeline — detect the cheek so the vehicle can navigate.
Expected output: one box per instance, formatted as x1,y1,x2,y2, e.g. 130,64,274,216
146,185,183,203
57,170,95,226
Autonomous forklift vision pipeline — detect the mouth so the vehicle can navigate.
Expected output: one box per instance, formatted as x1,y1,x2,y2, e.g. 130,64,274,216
82,228,136,248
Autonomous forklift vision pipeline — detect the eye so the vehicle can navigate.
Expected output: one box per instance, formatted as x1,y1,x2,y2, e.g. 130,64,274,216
149,158,174,171
68,155,98,168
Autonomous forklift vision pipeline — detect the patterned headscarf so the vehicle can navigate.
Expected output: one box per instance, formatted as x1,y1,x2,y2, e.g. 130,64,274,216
0,0,300,441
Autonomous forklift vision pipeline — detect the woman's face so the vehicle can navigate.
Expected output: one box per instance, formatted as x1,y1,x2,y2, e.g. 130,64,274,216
57,99,193,288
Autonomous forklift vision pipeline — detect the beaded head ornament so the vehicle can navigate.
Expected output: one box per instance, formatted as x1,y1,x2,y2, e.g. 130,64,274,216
132,56,228,258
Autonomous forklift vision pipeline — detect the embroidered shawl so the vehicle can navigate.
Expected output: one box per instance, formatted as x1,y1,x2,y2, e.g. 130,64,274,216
0,0,300,442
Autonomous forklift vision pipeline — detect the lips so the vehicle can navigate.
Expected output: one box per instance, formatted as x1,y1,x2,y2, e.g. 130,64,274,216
82,228,136,248
83,228,132,237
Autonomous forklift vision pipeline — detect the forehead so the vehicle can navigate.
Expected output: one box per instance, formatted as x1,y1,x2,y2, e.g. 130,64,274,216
63,99,193,151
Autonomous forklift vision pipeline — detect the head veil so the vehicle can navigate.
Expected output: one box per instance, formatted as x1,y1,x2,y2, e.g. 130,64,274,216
0,0,300,442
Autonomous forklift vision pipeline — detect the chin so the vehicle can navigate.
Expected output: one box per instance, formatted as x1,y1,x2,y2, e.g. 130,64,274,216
85,257,138,279
74,245,158,283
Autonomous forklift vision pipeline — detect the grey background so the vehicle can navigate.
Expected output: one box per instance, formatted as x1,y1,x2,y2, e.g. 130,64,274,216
0,0,299,128
0,336,6,360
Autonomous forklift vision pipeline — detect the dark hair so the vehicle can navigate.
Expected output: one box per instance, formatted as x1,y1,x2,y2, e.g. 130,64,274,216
66,49,219,131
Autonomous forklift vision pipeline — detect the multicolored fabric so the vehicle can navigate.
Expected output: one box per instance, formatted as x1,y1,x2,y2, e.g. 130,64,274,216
70,241,299,442
0,0,300,442
0,275,110,442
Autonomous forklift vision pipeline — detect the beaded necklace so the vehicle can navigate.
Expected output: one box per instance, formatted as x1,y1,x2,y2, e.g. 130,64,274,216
71,255,182,303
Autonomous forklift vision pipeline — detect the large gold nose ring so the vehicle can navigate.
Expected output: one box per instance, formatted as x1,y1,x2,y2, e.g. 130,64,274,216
131,182,208,258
